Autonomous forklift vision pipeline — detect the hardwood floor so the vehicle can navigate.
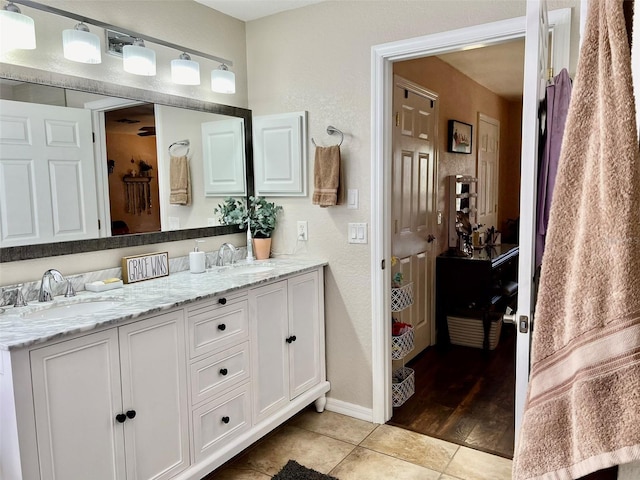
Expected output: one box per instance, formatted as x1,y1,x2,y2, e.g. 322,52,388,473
389,323,516,459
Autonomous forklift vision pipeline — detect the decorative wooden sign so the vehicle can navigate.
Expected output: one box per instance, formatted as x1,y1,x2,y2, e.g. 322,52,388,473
122,252,169,284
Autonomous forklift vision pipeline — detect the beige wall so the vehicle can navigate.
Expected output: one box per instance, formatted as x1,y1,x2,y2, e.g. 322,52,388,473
0,0,248,284
247,0,580,409
394,56,519,251
1,0,582,413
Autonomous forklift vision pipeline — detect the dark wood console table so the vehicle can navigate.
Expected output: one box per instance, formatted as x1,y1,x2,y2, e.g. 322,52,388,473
435,244,519,347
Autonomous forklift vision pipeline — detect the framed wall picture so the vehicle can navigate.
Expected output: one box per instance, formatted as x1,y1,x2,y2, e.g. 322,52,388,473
448,120,473,154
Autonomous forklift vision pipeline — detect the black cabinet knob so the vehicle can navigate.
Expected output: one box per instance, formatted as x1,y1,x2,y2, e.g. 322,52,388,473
221,416,230,424
126,410,136,419
286,335,297,344
218,298,227,305
115,413,126,423
218,323,226,331
219,368,228,376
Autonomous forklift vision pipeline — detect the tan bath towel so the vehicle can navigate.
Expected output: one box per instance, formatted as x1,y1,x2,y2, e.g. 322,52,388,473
513,1,640,479
169,155,191,206
312,145,341,207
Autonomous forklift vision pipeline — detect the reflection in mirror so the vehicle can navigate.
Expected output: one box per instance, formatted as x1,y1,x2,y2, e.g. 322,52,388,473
0,69,253,262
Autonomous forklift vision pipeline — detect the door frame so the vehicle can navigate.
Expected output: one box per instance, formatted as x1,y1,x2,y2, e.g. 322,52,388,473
371,8,572,424
84,97,146,238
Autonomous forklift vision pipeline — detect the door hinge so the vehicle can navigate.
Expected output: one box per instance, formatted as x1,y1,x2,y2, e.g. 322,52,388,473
395,112,399,127
381,259,386,270
92,132,95,143
98,219,101,230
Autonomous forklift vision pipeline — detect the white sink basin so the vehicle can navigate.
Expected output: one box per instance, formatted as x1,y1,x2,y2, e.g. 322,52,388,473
226,264,275,275
22,300,120,321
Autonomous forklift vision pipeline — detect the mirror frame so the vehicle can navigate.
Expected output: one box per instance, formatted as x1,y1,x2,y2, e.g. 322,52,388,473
0,64,254,263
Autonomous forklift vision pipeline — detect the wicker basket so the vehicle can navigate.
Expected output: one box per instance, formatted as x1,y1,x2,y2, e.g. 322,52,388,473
391,326,414,360
447,315,502,350
391,283,414,312
392,367,415,407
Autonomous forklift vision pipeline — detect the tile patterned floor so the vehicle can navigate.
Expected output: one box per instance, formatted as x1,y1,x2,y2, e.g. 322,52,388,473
207,409,512,479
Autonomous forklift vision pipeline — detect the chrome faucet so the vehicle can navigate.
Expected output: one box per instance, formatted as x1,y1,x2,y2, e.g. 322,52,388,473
216,243,237,267
1,285,27,308
39,269,65,302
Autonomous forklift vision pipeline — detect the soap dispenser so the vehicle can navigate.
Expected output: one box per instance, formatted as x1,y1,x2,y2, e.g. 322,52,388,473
190,240,206,274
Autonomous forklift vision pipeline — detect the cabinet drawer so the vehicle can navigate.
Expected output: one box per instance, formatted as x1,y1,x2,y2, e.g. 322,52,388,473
192,383,251,461
190,342,250,405
188,300,249,358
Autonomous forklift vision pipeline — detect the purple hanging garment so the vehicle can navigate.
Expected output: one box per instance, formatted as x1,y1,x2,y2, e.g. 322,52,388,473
535,68,572,268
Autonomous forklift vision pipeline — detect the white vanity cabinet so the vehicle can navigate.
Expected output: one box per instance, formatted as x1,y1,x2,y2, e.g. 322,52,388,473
29,309,189,480
0,263,329,480
250,270,323,423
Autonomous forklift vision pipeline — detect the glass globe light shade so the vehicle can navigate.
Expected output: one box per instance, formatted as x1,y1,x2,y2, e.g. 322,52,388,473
211,64,235,94
171,53,200,85
123,39,156,76
0,3,36,52
62,23,101,64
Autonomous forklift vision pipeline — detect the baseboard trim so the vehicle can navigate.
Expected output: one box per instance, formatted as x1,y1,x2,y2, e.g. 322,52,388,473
325,397,375,423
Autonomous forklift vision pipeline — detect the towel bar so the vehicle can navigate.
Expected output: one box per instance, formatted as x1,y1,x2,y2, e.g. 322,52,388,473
312,125,343,147
169,139,190,155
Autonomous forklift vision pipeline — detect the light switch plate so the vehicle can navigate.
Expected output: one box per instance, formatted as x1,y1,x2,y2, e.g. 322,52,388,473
348,223,368,244
347,189,359,209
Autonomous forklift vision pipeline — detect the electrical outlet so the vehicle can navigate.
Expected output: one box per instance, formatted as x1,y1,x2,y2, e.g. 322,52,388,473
297,221,308,241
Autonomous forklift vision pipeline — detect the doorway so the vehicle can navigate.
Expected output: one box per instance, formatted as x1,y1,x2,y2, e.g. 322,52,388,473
371,6,572,435
104,104,161,235
388,50,521,459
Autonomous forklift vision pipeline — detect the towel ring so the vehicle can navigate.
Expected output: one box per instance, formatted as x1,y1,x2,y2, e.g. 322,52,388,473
169,139,190,156
312,126,344,147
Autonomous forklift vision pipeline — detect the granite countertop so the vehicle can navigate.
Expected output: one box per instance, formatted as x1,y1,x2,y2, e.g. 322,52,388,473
0,257,327,351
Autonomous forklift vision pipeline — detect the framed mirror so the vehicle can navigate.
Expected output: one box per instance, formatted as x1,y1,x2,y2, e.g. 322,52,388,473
0,64,254,262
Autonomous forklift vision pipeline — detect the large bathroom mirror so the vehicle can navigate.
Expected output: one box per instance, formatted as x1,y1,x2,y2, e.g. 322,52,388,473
0,65,253,262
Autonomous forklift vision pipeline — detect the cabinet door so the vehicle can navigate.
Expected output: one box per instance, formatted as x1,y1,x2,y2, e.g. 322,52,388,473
253,112,307,196
31,329,126,480
201,117,246,196
288,271,322,398
119,311,189,480
249,280,289,423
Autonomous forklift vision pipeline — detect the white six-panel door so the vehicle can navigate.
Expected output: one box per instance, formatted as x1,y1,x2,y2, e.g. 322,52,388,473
0,99,98,247
391,76,438,359
476,113,500,231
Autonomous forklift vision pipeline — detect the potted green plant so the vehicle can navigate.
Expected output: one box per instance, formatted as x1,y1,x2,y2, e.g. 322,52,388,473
213,197,248,226
248,196,282,259
214,196,283,260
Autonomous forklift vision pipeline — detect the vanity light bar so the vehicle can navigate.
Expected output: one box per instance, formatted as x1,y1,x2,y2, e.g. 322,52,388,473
9,0,233,67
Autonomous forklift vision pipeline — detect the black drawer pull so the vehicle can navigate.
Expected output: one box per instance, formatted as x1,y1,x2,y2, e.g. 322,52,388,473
221,416,230,424
115,413,126,423
285,335,297,344
218,298,227,305
218,323,226,331
126,410,136,419
219,368,228,376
